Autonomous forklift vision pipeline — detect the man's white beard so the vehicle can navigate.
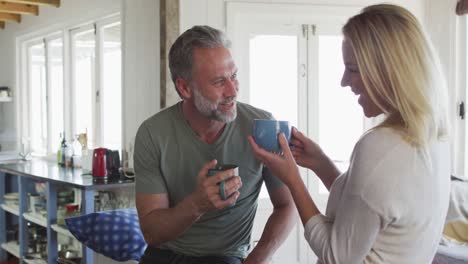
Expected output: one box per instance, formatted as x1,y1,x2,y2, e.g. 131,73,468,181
193,87,237,123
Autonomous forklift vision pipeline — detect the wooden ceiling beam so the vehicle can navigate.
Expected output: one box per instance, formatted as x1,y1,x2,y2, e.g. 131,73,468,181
0,2,38,15
2,0,59,7
0,21,4,29
0,12,20,22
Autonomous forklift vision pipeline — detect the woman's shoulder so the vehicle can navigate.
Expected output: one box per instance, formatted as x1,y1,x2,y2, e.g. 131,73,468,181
358,127,405,146
346,127,414,192
351,127,408,161
345,128,414,215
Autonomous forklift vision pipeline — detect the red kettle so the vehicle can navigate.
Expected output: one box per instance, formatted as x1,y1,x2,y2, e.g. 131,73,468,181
92,148,107,178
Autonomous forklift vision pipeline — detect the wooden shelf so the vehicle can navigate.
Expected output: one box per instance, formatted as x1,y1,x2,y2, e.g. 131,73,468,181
1,203,19,216
1,240,20,258
0,97,12,102
51,223,73,238
23,212,47,227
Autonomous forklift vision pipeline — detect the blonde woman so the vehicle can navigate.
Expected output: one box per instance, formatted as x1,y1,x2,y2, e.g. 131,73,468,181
249,4,450,263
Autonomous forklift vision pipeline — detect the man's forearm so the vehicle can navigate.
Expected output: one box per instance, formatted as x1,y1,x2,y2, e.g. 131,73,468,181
140,194,203,247
248,203,296,262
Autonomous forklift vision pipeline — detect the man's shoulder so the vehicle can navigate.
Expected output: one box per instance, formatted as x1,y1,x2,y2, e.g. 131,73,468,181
140,103,180,129
236,102,272,120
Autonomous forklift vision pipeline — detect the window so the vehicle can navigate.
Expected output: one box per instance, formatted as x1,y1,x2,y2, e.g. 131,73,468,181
48,38,64,154
316,35,364,174
249,33,299,126
29,41,47,155
72,27,96,149
27,36,64,156
20,15,121,156
244,25,305,201
101,22,122,151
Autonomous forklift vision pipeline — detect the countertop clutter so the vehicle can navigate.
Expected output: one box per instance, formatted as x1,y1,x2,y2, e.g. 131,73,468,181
1,159,134,189
0,159,135,264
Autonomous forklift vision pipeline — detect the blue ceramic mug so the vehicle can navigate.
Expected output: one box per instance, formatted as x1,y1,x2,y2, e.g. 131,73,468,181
207,164,239,204
252,119,291,152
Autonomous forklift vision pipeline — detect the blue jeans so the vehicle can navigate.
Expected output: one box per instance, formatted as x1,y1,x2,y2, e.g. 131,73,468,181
139,247,244,264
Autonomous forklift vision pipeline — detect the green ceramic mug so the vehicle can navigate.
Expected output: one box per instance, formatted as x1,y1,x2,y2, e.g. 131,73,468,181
207,164,239,203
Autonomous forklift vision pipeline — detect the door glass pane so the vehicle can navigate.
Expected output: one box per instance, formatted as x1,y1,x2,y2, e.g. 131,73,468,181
318,36,364,192
30,43,47,155
250,35,298,126
102,23,122,151
49,38,64,152
249,34,298,198
73,30,95,147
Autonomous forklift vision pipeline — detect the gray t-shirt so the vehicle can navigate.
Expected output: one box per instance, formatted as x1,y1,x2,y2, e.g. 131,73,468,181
134,101,284,258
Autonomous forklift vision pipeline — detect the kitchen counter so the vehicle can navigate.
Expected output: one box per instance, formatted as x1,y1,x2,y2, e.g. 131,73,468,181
0,159,134,190
0,159,134,264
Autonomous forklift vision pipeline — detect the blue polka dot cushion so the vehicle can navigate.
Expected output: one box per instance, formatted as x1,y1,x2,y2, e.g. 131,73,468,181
65,208,147,261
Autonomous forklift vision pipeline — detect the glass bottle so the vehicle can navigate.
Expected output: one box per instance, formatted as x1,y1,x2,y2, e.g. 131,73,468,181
61,132,67,167
57,133,63,166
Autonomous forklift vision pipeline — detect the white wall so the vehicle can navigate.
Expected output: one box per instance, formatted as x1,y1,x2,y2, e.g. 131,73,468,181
0,23,16,151
121,0,160,167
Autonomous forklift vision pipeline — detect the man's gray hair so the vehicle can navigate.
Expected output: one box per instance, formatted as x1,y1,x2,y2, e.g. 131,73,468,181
169,25,231,97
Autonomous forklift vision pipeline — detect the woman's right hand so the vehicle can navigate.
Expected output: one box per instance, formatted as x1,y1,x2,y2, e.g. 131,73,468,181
290,127,325,171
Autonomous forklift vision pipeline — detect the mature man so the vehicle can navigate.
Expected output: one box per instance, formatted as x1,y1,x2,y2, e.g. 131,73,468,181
135,25,296,264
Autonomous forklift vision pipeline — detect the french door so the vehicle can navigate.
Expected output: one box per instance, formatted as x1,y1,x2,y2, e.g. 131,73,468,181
228,3,364,263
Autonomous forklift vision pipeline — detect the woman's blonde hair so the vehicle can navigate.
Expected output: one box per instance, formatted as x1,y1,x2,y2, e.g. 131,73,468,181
342,4,449,149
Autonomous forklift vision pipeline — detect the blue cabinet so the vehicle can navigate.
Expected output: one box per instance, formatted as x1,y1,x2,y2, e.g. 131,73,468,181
0,160,134,264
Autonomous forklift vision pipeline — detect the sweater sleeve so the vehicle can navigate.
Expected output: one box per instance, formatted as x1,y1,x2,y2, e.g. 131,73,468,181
304,194,382,264
303,129,403,263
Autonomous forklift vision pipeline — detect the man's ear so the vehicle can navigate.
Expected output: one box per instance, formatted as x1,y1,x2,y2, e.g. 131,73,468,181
175,78,192,99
